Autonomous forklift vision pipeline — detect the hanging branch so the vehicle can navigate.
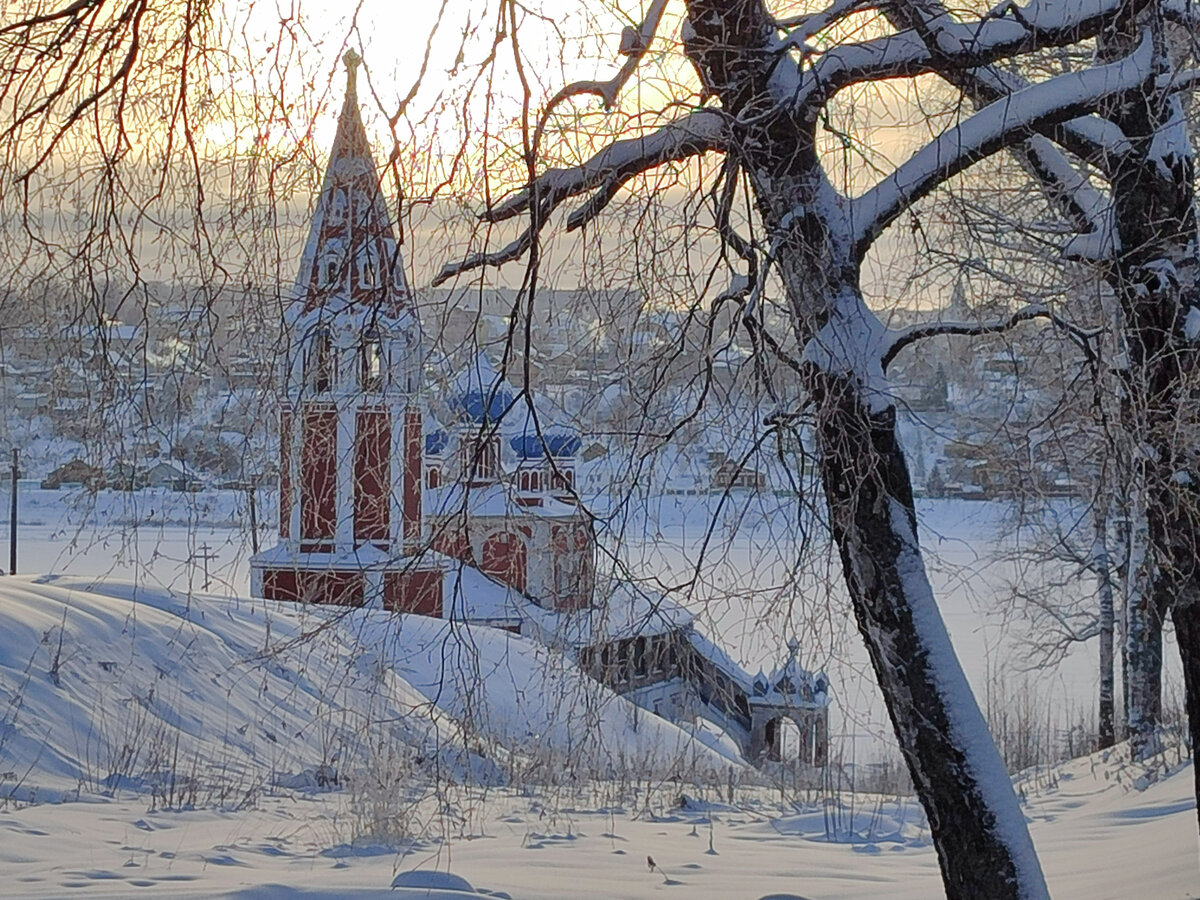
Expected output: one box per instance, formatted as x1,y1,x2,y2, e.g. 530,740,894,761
433,110,728,284
881,302,1104,371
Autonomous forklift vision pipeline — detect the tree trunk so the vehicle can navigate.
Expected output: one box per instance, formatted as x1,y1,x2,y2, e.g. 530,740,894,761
1125,581,1165,760
1098,8,1197,771
1171,599,1200,838
1094,509,1116,749
680,4,1050,893
811,370,1048,900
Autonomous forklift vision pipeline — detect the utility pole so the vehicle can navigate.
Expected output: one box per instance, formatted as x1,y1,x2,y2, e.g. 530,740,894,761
9,448,17,576
247,479,259,554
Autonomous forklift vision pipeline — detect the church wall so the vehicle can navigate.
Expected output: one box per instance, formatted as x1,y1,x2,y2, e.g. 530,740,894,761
403,409,422,549
300,405,338,544
383,569,443,617
279,407,293,538
262,567,365,607
354,407,391,541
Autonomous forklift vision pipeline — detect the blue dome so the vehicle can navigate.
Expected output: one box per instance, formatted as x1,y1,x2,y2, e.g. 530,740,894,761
425,429,449,456
545,430,581,458
510,434,544,459
451,352,516,424
454,388,515,424
510,429,580,459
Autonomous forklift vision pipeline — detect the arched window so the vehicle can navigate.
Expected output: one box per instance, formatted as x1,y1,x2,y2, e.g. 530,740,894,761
359,331,383,393
322,257,340,289
360,254,377,288
309,328,333,393
330,189,347,222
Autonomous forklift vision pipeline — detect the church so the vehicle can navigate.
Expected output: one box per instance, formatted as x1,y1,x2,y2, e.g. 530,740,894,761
249,52,831,767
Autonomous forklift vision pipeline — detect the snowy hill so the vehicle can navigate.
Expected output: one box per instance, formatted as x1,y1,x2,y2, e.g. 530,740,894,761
0,579,1196,897
0,577,741,805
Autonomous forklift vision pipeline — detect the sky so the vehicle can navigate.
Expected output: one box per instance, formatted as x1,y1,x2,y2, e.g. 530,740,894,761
0,0,998,312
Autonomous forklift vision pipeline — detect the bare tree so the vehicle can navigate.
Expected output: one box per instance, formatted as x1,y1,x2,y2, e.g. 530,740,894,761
433,1,1167,896
1,0,1195,892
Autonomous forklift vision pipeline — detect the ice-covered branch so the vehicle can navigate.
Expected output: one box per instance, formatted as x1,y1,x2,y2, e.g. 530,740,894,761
799,0,1150,110
484,110,726,225
774,0,877,51
1159,68,1200,95
1162,0,1200,30
851,31,1153,257
883,0,1123,257
534,0,668,126
899,0,1146,60
434,110,727,285
881,302,1102,370
1024,135,1118,259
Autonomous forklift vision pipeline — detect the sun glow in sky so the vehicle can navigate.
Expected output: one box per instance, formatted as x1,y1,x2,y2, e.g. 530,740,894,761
0,0,969,305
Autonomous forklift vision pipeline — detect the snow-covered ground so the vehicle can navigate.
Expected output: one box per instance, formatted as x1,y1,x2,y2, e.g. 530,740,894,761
0,743,1195,898
0,576,738,802
0,489,1197,897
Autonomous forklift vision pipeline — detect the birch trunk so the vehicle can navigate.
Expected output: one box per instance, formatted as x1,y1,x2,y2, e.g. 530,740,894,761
1093,506,1117,749
1171,598,1200,838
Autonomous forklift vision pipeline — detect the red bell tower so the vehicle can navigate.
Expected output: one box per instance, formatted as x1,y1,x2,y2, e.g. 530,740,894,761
251,50,441,613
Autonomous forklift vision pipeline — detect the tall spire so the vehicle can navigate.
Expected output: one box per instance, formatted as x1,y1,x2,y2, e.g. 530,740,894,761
293,48,410,316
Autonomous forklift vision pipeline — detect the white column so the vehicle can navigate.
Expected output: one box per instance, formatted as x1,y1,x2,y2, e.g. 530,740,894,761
388,397,406,555
289,404,303,545
363,568,385,608
335,402,356,550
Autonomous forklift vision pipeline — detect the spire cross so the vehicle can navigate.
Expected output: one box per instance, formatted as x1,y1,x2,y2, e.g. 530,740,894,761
343,48,362,95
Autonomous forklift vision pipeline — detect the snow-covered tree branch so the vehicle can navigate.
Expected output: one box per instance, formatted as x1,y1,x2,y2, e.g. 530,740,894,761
851,31,1154,257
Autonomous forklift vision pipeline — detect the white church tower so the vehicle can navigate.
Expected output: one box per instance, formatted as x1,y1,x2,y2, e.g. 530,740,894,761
250,51,442,613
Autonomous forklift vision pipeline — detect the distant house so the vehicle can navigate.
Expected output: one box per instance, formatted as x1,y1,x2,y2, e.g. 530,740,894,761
708,452,767,492
106,460,146,491
41,459,104,491
15,392,46,414
143,460,201,491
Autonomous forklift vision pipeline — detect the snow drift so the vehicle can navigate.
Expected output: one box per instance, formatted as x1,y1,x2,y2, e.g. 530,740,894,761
0,576,740,805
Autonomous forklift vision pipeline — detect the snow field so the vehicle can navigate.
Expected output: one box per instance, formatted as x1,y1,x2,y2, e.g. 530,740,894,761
0,746,1194,898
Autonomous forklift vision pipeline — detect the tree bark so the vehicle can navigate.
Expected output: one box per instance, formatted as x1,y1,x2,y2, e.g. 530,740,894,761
810,370,1048,900
1094,508,1117,749
1100,10,1198,766
1125,575,1166,759
678,2,1051,895
1171,599,1200,838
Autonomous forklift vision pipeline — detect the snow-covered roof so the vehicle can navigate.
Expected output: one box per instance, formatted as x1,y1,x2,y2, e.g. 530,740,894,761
749,655,831,710
450,352,516,424
249,540,395,570
521,581,694,648
440,557,524,624
426,481,581,520
687,629,757,696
